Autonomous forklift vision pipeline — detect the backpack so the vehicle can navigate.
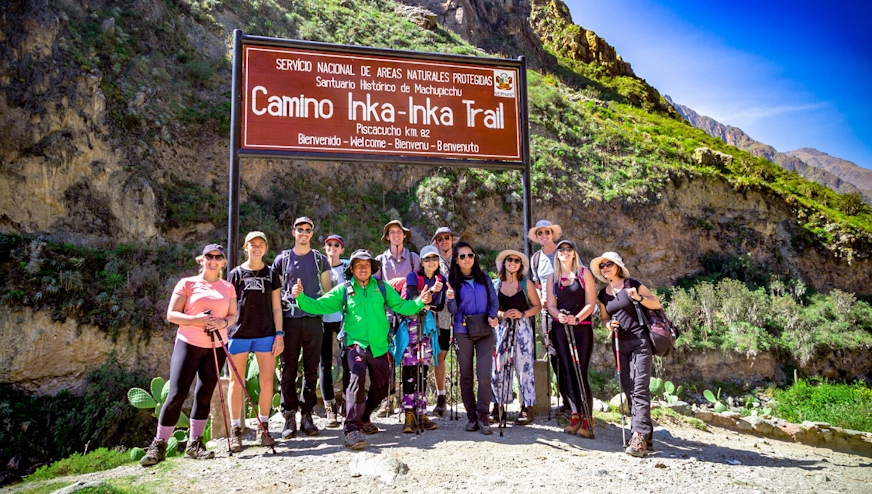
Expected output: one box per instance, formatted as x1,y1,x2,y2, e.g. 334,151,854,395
403,274,445,303
530,251,542,283
279,249,328,314
552,266,588,296
624,279,680,357
336,278,388,348
493,276,531,308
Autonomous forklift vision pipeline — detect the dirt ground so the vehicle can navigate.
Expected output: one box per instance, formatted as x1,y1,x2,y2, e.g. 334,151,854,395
8,402,872,494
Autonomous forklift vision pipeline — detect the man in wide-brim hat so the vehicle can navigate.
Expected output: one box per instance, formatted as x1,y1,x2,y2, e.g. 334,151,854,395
293,249,432,451
376,219,420,286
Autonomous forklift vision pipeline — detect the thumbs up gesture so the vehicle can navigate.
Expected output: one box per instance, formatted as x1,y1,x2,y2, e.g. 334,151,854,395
291,278,303,298
445,282,455,300
431,278,443,293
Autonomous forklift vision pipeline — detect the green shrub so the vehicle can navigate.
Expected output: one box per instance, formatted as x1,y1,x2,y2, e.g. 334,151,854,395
773,379,872,432
23,448,131,483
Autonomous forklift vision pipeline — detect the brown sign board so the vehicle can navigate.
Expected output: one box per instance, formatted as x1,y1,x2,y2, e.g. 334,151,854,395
239,40,526,166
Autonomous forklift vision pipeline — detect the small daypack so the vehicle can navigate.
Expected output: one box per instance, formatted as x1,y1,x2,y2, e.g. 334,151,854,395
337,278,388,349
279,248,328,314
625,279,680,356
493,276,531,308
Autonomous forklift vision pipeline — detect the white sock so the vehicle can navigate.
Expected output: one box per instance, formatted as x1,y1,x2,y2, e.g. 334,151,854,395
437,390,446,396
231,419,241,428
259,415,269,423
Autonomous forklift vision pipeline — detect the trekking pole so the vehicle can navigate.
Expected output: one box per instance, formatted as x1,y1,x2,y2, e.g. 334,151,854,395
206,324,233,456
494,321,506,436
500,320,517,436
562,310,594,439
450,330,459,420
416,314,424,434
213,332,277,454
543,312,552,421
612,318,627,448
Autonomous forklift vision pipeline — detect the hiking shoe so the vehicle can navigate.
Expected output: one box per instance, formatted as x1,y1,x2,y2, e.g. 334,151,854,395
576,416,593,439
490,403,500,424
256,421,271,446
465,418,480,432
324,402,340,428
140,438,167,467
360,422,379,435
375,397,393,418
625,432,649,457
564,413,583,434
281,410,297,439
344,430,366,450
432,395,447,417
186,436,215,460
420,414,438,431
301,413,319,436
515,406,532,425
403,410,417,433
229,426,244,452
478,412,493,435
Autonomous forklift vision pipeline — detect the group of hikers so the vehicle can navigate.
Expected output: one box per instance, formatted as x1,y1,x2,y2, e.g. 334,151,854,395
139,217,664,466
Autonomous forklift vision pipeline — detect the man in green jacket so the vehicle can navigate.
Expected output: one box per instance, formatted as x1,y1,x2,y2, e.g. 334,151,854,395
291,249,432,450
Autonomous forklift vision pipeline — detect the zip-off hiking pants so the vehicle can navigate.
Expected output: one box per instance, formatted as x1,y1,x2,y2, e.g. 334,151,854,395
280,316,323,415
618,334,653,439
456,330,495,421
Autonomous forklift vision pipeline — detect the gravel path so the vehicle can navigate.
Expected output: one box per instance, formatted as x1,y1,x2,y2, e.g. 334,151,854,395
8,405,872,494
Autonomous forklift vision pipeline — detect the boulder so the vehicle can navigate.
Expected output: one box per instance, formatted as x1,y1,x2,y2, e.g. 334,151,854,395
394,6,438,30
349,452,409,484
693,147,734,167
609,393,630,414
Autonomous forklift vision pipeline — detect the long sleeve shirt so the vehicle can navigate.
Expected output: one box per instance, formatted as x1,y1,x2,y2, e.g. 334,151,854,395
447,277,498,334
296,277,425,357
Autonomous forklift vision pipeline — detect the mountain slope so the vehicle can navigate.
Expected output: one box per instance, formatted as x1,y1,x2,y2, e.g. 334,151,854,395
666,96,870,203
787,148,872,197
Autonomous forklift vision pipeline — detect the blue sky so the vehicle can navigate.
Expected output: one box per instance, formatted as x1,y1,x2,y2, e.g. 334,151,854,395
562,0,872,170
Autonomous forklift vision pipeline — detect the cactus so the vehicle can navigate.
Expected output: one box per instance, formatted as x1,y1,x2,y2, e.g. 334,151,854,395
127,376,189,427
649,377,664,395
166,436,180,457
704,388,727,413
127,388,157,409
129,447,146,462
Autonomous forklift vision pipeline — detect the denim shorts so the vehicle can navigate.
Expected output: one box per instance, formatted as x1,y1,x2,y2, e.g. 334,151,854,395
227,335,275,355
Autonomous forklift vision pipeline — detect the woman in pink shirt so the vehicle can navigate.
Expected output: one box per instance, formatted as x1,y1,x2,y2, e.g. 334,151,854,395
140,244,238,466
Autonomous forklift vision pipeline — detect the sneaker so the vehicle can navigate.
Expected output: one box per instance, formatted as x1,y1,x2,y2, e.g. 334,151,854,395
564,413,583,434
625,432,649,457
420,414,438,431
576,416,593,439
256,421,271,446
185,436,215,459
360,422,379,435
478,412,493,435
140,439,167,467
432,395,447,417
489,403,500,424
403,410,417,434
229,426,244,452
300,412,319,436
515,406,533,425
281,410,297,439
465,418,480,432
324,402,340,428
344,430,366,450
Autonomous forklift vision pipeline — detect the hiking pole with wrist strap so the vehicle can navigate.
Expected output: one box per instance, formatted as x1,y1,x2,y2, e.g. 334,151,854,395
204,311,233,456
499,319,518,436
562,310,594,439
214,331,278,454
612,318,627,448
416,313,424,434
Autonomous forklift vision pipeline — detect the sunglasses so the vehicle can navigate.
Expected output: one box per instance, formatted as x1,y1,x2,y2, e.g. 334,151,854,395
422,256,440,262
557,247,574,253
536,230,552,237
295,227,312,234
504,257,521,264
325,242,342,248
599,261,616,270
457,253,475,260
435,235,452,242
204,254,225,261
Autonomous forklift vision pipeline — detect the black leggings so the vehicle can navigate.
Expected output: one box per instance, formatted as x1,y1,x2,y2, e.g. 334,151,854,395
401,364,430,395
159,338,226,427
552,322,594,417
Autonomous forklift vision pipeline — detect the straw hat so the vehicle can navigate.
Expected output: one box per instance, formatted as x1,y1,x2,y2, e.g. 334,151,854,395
527,220,562,243
590,251,630,283
495,249,530,278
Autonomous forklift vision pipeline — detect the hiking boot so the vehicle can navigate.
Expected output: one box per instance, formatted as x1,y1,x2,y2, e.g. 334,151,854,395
256,421,271,446
515,406,533,425
576,416,593,439
229,426,244,452
324,402,340,428
420,414,438,431
300,412,319,436
281,410,297,439
140,439,167,467
185,436,215,460
625,432,649,457
403,410,417,433
564,413,583,434
465,417,480,432
478,412,493,435
375,397,393,418
345,430,366,450
489,403,500,424
360,422,379,435
432,395,447,417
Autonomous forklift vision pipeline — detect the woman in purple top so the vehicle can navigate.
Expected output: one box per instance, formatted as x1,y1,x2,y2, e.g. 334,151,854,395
447,242,499,434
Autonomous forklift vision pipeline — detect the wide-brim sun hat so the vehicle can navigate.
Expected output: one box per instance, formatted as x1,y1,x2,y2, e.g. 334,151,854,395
430,227,460,245
590,251,630,283
528,220,562,243
382,220,412,244
345,249,381,278
495,249,530,278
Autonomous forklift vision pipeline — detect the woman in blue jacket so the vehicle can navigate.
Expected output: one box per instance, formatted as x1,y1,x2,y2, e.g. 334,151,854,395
447,242,499,434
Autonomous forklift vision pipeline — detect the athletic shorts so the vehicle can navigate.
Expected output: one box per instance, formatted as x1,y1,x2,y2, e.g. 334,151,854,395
227,335,275,355
438,327,451,351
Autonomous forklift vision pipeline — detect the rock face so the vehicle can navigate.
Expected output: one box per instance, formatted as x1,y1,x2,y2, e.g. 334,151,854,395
693,147,734,168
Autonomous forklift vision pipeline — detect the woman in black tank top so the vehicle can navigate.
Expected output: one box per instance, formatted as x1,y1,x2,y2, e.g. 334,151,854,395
545,240,597,438
491,250,542,426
